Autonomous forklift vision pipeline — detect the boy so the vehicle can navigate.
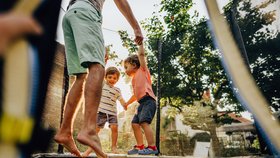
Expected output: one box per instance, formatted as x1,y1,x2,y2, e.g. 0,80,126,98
83,67,126,156
123,44,158,155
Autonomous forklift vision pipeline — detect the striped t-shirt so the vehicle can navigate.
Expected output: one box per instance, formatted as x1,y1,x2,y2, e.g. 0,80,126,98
98,83,123,116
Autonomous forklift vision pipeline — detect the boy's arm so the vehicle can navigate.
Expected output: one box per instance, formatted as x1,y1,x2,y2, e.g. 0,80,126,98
138,44,147,69
113,0,143,45
119,98,126,107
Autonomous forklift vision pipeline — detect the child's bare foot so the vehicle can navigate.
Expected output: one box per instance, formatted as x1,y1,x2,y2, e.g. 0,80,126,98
97,154,109,158
77,130,107,158
82,148,93,157
54,133,81,157
111,147,118,154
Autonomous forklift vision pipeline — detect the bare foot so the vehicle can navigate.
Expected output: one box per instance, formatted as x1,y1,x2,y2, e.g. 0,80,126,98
81,145,104,158
94,152,108,158
54,133,81,157
111,147,118,154
97,154,109,158
77,131,107,158
82,148,92,157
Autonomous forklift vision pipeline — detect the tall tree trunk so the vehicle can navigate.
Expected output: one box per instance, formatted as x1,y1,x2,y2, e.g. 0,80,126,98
208,122,221,156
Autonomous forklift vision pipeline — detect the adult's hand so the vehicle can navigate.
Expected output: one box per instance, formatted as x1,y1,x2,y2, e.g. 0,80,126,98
0,13,42,55
113,0,143,45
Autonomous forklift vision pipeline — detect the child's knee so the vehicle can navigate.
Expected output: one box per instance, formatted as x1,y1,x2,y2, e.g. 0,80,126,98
132,123,140,129
110,125,118,132
140,122,149,127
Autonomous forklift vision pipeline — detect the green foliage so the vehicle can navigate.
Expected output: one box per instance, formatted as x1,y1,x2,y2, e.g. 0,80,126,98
252,138,260,150
182,103,216,130
105,45,119,61
118,30,137,55
160,0,193,34
190,132,211,142
141,15,165,40
221,147,250,157
224,0,280,111
162,116,175,129
217,114,235,124
160,130,191,156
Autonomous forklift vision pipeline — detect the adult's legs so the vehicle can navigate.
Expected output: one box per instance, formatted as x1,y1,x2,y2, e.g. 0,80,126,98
110,125,118,153
82,127,101,157
54,74,87,156
77,63,107,158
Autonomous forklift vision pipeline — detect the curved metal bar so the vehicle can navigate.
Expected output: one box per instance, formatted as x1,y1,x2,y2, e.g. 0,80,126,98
204,0,280,153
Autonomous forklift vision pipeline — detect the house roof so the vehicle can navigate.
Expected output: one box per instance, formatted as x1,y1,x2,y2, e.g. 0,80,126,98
228,113,252,123
218,112,252,123
216,122,255,132
216,112,255,132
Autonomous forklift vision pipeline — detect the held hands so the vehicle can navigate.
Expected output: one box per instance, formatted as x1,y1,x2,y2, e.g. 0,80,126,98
134,28,143,46
0,13,42,55
123,103,129,111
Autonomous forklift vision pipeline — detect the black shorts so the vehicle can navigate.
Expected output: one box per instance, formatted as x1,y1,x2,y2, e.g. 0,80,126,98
132,96,156,124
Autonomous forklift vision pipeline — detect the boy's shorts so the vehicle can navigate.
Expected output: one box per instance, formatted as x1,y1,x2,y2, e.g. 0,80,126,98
132,96,156,124
97,112,118,128
62,1,105,75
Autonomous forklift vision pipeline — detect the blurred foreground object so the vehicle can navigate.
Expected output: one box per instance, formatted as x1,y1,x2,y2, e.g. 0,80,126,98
0,0,62,157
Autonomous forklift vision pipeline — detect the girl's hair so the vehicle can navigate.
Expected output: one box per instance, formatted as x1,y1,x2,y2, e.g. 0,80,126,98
105,67,120,79
124,54,140,68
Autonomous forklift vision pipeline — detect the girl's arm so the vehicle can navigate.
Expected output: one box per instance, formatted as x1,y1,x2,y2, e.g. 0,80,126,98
138,44,147,69
124,95,137,110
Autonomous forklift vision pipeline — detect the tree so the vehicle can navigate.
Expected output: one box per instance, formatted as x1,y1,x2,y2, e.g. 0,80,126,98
224,0,280,111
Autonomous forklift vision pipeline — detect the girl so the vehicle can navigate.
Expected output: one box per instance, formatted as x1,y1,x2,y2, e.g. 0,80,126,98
123,44,158,155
